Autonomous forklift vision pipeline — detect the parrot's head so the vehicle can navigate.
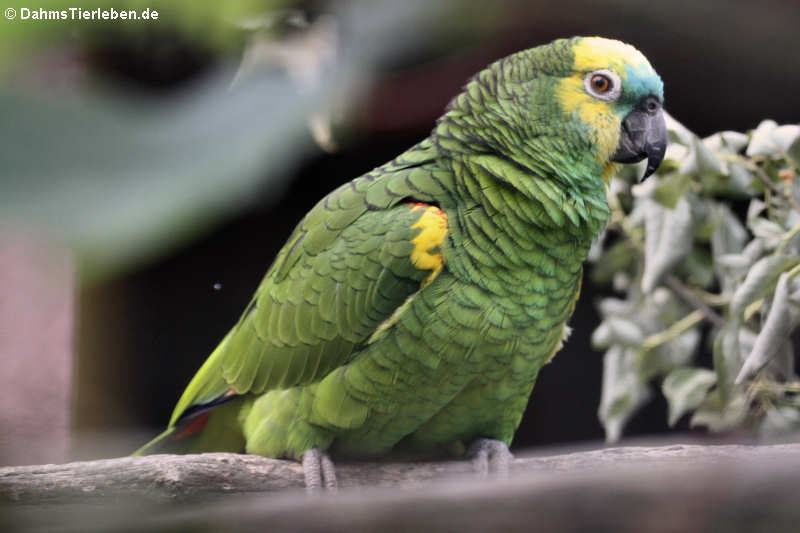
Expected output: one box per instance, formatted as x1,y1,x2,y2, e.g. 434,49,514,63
556,36,666,181
437,36,666,187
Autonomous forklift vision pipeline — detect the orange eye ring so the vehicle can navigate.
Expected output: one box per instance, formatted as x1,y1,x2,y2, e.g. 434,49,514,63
590,73,612,93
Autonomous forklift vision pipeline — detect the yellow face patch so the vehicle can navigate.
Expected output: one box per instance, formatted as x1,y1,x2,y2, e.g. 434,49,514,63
572,37,651,74
556,37,653,170
409,204,448,286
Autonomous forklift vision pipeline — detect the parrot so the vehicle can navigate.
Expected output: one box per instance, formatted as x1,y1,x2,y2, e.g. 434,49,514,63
135,36,666,490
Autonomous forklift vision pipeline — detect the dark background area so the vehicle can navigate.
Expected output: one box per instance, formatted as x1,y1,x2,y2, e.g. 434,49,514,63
69,0,799,454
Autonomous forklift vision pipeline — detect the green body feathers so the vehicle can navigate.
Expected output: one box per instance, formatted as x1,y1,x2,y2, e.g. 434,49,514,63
137,37,664,460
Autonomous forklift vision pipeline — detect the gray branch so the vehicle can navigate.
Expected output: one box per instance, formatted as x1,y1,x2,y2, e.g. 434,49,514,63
4,443,800,532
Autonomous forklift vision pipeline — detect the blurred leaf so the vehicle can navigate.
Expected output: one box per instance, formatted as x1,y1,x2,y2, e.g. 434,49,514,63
693,136,727,176
652,172,692,209
641,196,694,292
0,71,325,282
728,163,755,194
746,120,780,157
760,406,800,436
638,331,697,382
712,324,742,404
729,255,800,317
599,345,652,442
711,203,748,257
0,0,448,282
590,241,636,284
664,111,694,147
690,389,749,432
662,367,716,426
703,130,749,154
0,0,277,71
736,271,794,384
749,218,786,249
773,125,800,154
591,317,645,349
678,247,715,289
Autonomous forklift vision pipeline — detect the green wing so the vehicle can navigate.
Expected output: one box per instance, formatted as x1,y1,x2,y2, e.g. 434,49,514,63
168,142,448,427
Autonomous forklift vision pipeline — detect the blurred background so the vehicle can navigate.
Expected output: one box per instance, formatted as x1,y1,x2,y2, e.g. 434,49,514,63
1,0,798,465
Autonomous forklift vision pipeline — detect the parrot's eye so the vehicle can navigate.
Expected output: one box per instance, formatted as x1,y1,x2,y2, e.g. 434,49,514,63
591,74,611,92
583,69,621,102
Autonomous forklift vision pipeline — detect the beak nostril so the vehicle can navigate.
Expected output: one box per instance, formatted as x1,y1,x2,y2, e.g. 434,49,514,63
644,97,660,115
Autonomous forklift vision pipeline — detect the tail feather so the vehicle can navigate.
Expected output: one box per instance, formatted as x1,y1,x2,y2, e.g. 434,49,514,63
134,397,247,456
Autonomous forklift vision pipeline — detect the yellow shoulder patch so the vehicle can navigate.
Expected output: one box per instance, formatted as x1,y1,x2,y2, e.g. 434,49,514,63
367,204,448,345
409,204,448,286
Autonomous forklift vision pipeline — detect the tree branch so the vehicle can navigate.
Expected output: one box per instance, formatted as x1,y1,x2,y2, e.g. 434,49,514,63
3,444,800,532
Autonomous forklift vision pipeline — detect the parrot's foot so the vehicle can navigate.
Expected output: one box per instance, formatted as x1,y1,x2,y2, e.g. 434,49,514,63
301,447,338,493
467,438,513,480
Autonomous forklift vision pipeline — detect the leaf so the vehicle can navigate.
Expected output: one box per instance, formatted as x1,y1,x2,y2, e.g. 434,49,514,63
597,298,635,318
729,255,800,317
591,317,645,349
772,125,800,153
590,241,636,284
690,390,749,432
728,163,755,194
693,136,727,176
679,247,715,289
736,271,794,384
641,196,694,293
652,172,692,209
711,203,748,258
664,111,695,147
749,218,786,249
760,406,800,436
598,346,652,443
712,323,742,404
662,367,717,426
746,120,780,157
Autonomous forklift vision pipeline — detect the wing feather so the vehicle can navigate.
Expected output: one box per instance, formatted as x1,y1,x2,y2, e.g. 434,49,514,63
166,142,449,425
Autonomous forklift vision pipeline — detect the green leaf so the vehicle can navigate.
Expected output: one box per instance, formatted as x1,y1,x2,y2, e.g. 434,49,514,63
664,112,695,147
652,172,692,209
735,271,794,383
746,120,780,157
712,324,743,404
694,136,727,176
678,247,715,289
729,255,800,317
690,389,749,432
711,203,748,258
772,125,800,154
591,317,645,349
598,346,652,442
760,406,800,436
641,196,694,293
662,367,717,426
728,163,755,195
749,218,786,249
590,241,636,284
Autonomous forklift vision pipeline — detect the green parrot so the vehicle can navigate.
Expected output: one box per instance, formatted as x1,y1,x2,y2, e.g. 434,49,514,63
136,36,666,489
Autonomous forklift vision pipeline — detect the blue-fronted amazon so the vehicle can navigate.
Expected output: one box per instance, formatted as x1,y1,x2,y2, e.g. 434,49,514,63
136,36,666,489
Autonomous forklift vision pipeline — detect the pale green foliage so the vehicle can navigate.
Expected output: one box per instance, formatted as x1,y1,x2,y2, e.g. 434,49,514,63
591,114,800,441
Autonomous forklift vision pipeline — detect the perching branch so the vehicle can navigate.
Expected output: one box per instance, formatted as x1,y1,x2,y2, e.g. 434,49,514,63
3,444,800,532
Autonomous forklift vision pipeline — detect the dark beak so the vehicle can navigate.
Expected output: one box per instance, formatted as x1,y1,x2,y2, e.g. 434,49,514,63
610,95,667,180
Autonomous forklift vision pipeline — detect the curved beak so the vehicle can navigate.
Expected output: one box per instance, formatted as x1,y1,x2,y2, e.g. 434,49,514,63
610,96,667,180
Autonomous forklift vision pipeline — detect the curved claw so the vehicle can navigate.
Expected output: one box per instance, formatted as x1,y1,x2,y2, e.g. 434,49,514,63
301,447,338,493
467,438,513,480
